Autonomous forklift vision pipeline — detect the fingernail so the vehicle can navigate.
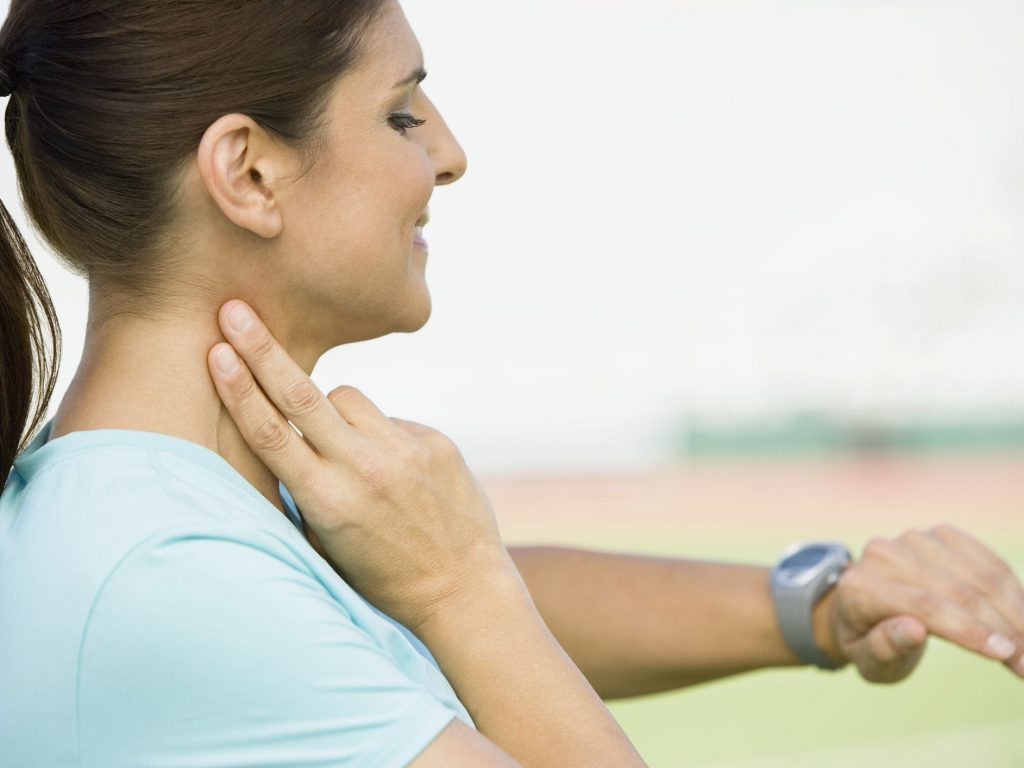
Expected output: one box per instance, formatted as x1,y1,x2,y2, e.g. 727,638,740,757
985,633,1016,659
891,625,914,649
215,345,240,376
228,303,253,333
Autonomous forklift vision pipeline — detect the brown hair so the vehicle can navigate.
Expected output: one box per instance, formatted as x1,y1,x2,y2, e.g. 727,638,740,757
0,0,390,493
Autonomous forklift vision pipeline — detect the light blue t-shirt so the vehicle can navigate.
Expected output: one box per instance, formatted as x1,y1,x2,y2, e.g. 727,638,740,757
0,417,474,767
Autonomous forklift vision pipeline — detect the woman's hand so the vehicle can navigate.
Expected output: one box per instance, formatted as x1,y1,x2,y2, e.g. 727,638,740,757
822,525,1024,683
205,300,650,767
206,299,514,635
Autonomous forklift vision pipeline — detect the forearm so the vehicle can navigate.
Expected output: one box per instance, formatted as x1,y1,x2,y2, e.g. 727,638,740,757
508,545,843,700
414,556,647,767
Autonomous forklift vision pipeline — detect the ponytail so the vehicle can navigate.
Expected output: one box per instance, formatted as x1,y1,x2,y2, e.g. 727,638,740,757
0,192,61,494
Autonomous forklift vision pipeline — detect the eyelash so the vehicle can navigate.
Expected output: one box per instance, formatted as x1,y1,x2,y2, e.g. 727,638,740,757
389,112,428,136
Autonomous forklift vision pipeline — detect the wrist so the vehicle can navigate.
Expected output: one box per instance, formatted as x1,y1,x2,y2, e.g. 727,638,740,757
411,547,532,641
811,585,847,667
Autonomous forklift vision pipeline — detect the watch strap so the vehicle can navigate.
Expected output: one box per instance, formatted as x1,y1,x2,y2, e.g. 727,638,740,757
772,574,844,669
771,542,851,671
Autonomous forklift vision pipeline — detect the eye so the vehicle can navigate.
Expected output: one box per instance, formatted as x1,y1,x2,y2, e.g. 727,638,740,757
389,112,428,136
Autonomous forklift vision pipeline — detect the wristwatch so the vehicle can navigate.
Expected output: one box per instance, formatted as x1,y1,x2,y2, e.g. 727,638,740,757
770,540,852,670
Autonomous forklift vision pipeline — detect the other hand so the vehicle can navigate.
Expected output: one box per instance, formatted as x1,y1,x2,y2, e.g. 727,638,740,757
821,525,1024,683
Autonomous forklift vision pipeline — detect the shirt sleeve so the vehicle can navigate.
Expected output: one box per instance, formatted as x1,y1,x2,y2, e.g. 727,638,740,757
76,528,459,768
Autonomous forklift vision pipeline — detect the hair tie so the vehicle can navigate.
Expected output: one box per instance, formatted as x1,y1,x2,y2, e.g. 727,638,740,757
0,64,14,97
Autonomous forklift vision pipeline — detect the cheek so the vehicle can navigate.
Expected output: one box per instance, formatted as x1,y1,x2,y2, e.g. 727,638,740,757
411,153,435,210
383,146,437,226
283,142,432,278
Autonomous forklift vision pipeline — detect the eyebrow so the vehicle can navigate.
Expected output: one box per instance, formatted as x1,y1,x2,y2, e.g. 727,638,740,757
392,67,427,90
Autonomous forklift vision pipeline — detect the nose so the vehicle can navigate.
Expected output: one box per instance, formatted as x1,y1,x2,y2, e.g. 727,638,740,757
423,94,468,186
435,138,467,186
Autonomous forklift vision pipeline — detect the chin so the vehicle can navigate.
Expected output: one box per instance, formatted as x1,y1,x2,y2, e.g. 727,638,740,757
394,292,432,334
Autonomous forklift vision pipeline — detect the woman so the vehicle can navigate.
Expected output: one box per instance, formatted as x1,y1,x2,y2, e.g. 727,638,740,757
0,1,1020,766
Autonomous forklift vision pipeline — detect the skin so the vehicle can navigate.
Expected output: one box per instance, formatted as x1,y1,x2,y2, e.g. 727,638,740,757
47,0,1023,715
50,0,467,521
212,297,1024,697
197,299,1024,766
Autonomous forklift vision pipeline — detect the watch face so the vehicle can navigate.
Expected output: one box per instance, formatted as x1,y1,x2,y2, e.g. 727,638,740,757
781,545,830,571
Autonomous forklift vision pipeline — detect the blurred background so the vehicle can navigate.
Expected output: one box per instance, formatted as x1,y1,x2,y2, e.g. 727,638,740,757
4,0,1023,764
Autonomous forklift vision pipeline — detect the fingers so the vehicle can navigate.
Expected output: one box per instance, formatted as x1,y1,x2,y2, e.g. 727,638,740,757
215,300,360,452
887,616,928,653
905,527,1024,624
846,615,928,683
931,525,1024,623
327,385,397,438
877,528,1024,676
840,566,1019,669
207,340,323,488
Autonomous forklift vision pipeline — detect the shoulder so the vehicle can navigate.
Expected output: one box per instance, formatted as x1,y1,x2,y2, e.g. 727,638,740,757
7,439,466,765
78,528,460,767
8,436,303,561
2,440,320,671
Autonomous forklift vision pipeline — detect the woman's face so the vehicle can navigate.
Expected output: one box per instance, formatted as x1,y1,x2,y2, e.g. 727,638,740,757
271,0,467,354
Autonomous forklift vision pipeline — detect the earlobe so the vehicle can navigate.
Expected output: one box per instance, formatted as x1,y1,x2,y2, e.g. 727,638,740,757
196,113,283,239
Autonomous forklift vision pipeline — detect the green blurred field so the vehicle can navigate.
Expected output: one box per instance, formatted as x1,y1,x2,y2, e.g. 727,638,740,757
481,454,1024,767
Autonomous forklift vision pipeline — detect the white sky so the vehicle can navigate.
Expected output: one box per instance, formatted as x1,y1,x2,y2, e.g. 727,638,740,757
4,0,1024,474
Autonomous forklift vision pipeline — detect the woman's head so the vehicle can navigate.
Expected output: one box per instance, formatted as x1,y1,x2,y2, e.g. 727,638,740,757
184,0,466,354
0,0,467,491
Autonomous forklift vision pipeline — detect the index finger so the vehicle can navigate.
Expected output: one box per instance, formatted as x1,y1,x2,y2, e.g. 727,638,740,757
207,341,312,478
211,299,351,456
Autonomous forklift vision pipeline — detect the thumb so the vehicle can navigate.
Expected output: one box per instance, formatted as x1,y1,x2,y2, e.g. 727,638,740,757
887,616,928,653
849,615,929,683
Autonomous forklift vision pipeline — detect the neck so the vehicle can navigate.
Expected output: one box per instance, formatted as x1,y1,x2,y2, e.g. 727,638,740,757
51,298,291,518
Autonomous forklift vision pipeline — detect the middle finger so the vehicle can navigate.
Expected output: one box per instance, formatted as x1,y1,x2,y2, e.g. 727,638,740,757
217,300,353,453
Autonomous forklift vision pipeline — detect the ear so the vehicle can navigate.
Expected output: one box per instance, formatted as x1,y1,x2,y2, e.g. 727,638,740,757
196,113,286,239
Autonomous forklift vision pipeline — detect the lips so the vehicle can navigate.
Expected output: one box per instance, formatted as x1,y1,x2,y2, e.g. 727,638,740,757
413,206,430,249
